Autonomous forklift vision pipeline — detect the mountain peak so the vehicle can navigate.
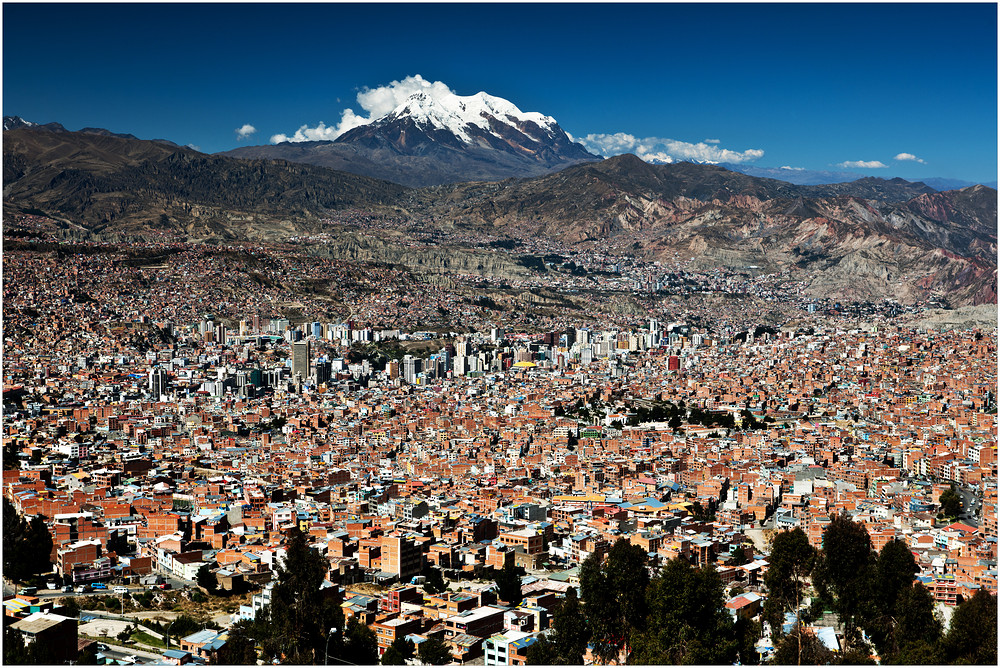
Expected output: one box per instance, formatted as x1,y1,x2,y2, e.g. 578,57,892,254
3,116,37,131
380,88,559,146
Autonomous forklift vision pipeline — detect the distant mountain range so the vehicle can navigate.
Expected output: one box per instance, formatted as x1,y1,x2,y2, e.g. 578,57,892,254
219,90,600,187
2,123,405,239
3,118,996,306
720,162,996,191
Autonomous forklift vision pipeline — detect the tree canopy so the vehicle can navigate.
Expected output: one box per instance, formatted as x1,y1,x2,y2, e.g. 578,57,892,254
815,513,875,648
492,559,523,607
580,538,649,663
225,527,343,664
3,497,53,583
630,557,739,665
526,587,590,665
416,636,453,665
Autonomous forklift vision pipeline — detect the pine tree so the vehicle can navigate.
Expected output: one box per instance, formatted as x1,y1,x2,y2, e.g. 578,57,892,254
381,637,415,665
492,559,523,607
941,589,998,665
581,538,649,663
630,557,738,665
763,527,816,665
416,636,453,665
815,513,874,649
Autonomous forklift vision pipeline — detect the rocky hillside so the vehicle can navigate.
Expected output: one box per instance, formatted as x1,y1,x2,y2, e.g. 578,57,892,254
412,156,996,305
3,127,407,238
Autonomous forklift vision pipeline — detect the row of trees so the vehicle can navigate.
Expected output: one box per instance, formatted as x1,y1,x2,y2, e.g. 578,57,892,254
527,539,757,665
526,518,995,666
765,514,997,664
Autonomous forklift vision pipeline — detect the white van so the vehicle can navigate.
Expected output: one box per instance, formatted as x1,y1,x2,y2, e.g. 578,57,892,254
113,586,129,594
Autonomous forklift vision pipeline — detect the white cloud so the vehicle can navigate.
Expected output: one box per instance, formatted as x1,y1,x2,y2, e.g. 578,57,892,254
185,144,201,151
578,132,764,164
894,152,925,164
235,124,257,140
704,138,721,144
271,74,457,144
780,165,805,171
837,160,888,169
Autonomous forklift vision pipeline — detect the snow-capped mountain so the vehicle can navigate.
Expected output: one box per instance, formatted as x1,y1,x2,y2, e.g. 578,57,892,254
3,116,37,131
377,90,561,145
220,90,600,187
337,89,594,163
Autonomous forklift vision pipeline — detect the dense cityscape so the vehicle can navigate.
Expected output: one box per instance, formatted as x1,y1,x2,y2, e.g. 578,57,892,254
3,222,996,665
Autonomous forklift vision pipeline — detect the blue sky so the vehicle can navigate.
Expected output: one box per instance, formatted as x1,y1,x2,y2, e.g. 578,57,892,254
3,3,997,182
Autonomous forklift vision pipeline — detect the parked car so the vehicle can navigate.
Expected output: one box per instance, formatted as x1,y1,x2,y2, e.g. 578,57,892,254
74,584,90,593
113,586,129,594
157,583,170,590
92,582,107,590
62,585,73,593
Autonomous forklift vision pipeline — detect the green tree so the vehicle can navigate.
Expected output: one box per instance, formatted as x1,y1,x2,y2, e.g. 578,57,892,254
58,596,81,618
763,528,816,665
941,589,997,665
524,635,561,665
884,583,942,664
2,498,53,583
772,626,834,666
118,624,136,642
417,636,454,665
865,539,920,658
938,485,961,519
816,513,874,649
581,538,649,663
259,527,344,664
526,587,590,665
341,616,379,665
211,619,258,665
492,560,523,607
381,637,415,665
422,567,448,595
197,564,218,594
630,557,738,665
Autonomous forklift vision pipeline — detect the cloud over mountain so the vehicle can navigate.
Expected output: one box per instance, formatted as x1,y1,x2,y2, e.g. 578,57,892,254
578,132,764,165
271,74,457,144
837,159,888,169
235,124,257,140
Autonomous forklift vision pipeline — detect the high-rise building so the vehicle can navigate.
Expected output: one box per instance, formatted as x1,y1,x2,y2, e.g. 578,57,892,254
402,355,421,384
292,341,310,379
148,367,168,399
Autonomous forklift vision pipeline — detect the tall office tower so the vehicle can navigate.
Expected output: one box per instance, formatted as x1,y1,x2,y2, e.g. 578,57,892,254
576,328,590,346
148,367,168,399
402,355,421,384
313,360,332,385
649,318,660,334
292,341,311,379
491,327,504,343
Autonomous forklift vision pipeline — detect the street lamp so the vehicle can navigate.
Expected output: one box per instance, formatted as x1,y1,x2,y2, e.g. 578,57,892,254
325,627,337,666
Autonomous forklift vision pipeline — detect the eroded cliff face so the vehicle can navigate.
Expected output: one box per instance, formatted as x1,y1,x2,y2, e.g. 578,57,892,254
305,235,537,281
